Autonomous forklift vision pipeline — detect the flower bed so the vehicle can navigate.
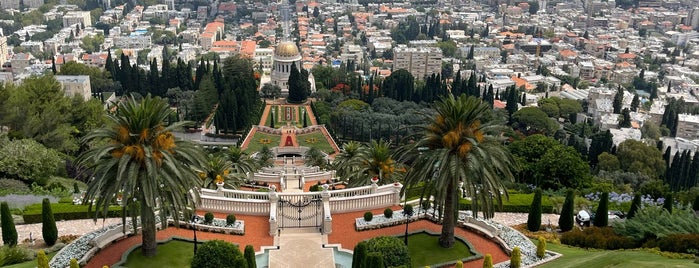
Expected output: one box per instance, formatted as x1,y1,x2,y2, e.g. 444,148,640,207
191,215,245,235
355,209,421,231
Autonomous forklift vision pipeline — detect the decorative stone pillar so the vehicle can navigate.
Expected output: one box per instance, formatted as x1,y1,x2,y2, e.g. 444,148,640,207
216,182,225,196
321,184,332,234
392,182,402,206
371,177,379,193
268,186,278,236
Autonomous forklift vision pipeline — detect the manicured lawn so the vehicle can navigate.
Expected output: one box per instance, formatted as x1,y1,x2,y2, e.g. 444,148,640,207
6,251,56,268
541,242,698,268
265,105,312,128
297,131,335,154
123,240,194,268
408,232,474,267
244,132,281,153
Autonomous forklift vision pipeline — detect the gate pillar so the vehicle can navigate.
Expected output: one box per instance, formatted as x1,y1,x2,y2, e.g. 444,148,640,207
321,184,332,234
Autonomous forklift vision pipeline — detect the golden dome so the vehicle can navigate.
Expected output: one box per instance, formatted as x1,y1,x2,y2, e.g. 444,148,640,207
275,42,300,57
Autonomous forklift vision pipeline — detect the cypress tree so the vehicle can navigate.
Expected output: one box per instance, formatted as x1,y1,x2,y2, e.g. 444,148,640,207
527,188,542,231
287,63,306,103
613,86,623,114
511,247,521,268
1,201,17,246
594,192,609,227
536,236,546,258
627,193,642,219
42,198,58,246
483,254,493,268
244,245,256,268
693,195,699,211
558,189,575,232
365,252,384,268
663,193,673,213
37,250,49,268
352,241,368,268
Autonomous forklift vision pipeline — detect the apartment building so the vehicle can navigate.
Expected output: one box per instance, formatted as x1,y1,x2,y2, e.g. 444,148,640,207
55,75,92,101
393,46,442,80
676,114,699,140
63,11,92,28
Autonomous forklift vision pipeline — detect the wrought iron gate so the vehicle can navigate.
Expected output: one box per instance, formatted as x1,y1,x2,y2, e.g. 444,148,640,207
277,197,322,229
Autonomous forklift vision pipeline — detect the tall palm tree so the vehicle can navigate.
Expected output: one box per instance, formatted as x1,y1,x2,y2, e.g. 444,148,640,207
78,95,205,257
333,141,365,183
398,95,516,248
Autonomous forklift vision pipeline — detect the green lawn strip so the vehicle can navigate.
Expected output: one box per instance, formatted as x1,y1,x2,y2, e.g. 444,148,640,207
457,193,554,213
22,203,121,223
408,232,476,267
123,239,195,268
297,131,334,154
266,105,311,128
5,251,57,268
541,242,697,268
244,132,281,153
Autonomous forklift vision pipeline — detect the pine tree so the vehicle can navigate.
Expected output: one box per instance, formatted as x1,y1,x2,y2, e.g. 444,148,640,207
42,198,58,246
594,192,609,227
558,189,575,232
627,193,641,219
1,202,17,246
527,188,542,231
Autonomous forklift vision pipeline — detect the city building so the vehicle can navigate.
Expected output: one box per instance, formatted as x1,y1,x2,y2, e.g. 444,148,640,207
0,0,20,9
0,34,7,66
392,46,443,80
23,0,44,8
11,53,32,76
254,47,274,73
676,113,699,140
271,41,302,95
63,11,92,28
55,75,92,101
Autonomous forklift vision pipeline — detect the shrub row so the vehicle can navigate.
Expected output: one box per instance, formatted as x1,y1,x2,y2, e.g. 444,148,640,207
22,203,121,224
645,234,699,254
561,227,638,250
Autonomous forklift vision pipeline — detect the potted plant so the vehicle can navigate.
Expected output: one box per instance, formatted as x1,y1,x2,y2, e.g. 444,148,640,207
215,175,225,189
371,176,379,184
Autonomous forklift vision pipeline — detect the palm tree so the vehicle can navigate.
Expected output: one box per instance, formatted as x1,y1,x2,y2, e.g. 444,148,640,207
257,145,274,167
199,154,242,189
304,147,327,169
334,140,399,187
225,146,259,178
78,95,206,257
398,95,516,248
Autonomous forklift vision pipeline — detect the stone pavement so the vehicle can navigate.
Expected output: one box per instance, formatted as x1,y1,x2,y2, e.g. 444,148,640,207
268,228,334,268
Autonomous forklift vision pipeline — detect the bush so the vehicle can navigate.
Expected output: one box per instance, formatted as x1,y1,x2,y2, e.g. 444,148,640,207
363,211,373,222
191,240,244,268
1,202,18,246
612,205,699,241
204,212,214,224
42,198,58,246
73,182,80,194
510,246,521,268
527,189,542,232
226,214,236,225
455,260,463,268
627,193,641,219
0,179,30,193
656,234,699,254
594,192,609,227
365,236,410,267
421,200,431,210
70,258,79,268
0,245,33,265
352,241,368,268
244,245,256,268
37,250,49,268
383,208,393,218
483,254,493,268
21,203,121,223
536,236,546,258
561,227,637,250
365,252,384,268
559,190,575,232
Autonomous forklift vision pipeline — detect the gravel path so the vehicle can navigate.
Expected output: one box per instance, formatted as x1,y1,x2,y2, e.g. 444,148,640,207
2,218,122,246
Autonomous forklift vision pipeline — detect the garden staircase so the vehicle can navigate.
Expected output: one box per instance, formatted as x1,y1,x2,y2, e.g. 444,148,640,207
268,231,334,268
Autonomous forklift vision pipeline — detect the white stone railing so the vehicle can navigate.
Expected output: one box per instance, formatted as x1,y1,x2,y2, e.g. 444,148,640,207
302,171,333,182
201,188,270,200
329,191,398,213
199,195,269,215
328,185,374,198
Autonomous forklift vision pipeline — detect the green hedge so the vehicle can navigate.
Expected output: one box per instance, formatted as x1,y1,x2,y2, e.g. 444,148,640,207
458,193,554,213
22,203,122,224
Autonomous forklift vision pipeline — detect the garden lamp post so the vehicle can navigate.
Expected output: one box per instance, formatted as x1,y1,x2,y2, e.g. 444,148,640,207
192,215,198,253
403,204,414,245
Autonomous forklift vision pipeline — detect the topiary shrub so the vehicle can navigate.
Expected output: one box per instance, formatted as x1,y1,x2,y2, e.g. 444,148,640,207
1,202,18,246
421,200,431,210
365,236,410,267
383,208,393,218
483,254,493,268
70,258,79,268
693,195,699,211
226,214,237,225
365,252,384,268
191,240,244,268
511,247,521,268
204,212,214,224
537,236,546,258
352,241,368,268
42,198,58,246
37,250,49,268
363,211,373,222
244,245,256,268
455,260,463,268
627,193,642,219
594,192,609,227
558,190,575,232
560,227,637,250
663,193,673,213
73,182,80,194
527,188,542,231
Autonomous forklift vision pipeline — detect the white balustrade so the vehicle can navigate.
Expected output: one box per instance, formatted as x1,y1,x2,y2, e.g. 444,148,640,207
199,195,269,215
329,191,398,213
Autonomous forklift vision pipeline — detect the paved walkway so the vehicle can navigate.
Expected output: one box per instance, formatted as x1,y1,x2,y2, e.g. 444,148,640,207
269,229,333,268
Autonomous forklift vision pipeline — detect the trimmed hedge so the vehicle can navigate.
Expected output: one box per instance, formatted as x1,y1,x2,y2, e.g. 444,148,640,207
561,227,638,250
458,193,554,213
22,203,121,224
652,234,699,254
